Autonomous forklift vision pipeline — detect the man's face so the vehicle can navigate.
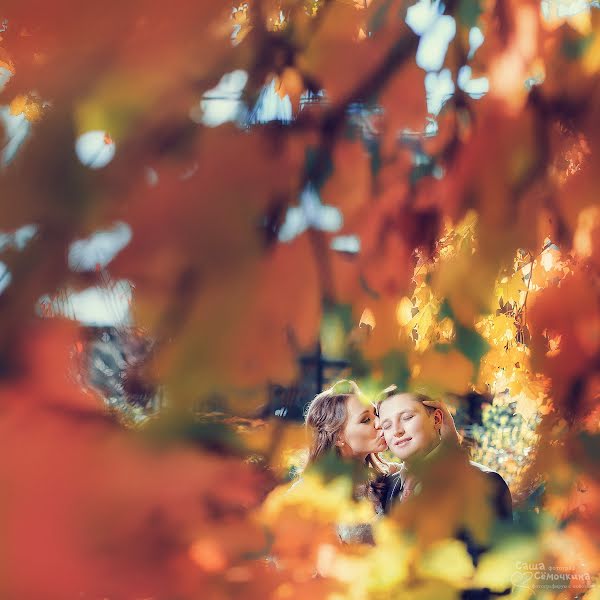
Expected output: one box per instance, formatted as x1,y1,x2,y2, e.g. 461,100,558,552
378,394,439,461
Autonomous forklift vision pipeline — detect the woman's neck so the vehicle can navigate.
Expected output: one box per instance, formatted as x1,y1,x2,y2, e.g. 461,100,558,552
339,450,370,466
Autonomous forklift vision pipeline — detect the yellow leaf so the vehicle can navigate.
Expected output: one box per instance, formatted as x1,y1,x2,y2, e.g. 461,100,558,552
485,314,518,345
9,95,43,122
514,393,539,422
412,303,437,351
434,245,496,327
360,307,376,329
323,520,414,596
496,273,526,305
435,317,455,343
542,2,592,35
396,296,414,327
411,349,474,395
472,536,539,591
417,539,475,588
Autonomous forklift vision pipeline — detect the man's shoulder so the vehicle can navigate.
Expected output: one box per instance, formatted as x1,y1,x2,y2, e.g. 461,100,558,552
469,461,508,482
469,461,510,488
469,461,513,520
469,460,496,474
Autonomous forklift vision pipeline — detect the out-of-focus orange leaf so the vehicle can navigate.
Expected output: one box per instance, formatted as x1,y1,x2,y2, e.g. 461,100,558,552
228,234,322,387
0,320,273,599
1,0,232,105
410,348,474,396
320,139,371,222
353,296,405,359
472,0,541,113
275,68,305,113
378,61,428,151
109,128,311,401
529,268,600,409
9,96,42,122
298,0,415,106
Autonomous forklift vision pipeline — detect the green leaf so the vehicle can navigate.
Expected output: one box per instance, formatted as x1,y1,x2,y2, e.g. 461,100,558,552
145,415,244,453
439,300,490,378
368,0,395,34
561,32,594,60
308,448,360,482
305,146,333,190
380,350,410,390
457,0,484,28
455,322,490,373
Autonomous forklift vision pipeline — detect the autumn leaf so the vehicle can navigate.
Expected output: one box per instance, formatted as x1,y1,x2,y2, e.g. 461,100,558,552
410,348,474,396
3,0,600,596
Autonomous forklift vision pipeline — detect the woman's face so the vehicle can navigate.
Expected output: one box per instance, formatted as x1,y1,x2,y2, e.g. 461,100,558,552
338,395,387,458
378,394,440,462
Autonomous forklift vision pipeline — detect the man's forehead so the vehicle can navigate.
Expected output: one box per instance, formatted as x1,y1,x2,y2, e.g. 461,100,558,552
378,394,420,418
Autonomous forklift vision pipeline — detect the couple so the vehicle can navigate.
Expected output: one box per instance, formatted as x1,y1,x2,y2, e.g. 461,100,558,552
304,380,513,549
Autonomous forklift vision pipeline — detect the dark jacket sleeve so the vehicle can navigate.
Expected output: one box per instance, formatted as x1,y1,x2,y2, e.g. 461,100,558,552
383,471,403,514
486,470,513,522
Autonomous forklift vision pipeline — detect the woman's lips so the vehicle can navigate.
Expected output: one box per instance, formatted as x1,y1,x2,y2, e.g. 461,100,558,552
394,437,412,447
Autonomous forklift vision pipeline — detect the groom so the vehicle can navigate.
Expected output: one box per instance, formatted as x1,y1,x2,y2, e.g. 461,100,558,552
376,389,513,598
376,389,513,521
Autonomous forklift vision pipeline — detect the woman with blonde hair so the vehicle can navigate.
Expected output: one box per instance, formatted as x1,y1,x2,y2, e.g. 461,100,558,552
304,379,389,476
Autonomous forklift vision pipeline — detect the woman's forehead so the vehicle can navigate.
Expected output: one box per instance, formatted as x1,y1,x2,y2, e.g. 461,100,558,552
346,394,374,415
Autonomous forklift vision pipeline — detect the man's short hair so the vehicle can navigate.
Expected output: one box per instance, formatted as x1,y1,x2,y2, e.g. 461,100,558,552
374,386,435,418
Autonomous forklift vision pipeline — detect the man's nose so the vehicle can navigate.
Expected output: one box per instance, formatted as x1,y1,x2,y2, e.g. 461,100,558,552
392,422,405,436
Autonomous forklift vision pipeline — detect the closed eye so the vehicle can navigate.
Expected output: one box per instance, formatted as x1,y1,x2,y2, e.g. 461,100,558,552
361,417,371,424
402,414,414,421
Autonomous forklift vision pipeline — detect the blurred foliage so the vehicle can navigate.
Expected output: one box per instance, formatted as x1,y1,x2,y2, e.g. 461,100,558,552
1,0,600,598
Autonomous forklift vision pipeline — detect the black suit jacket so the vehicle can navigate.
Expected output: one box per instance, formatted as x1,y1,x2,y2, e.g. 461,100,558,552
384,460,513,523
383,459,513,598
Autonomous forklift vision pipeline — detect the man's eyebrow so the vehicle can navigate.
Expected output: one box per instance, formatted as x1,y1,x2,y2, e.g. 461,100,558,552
379,409,412,420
